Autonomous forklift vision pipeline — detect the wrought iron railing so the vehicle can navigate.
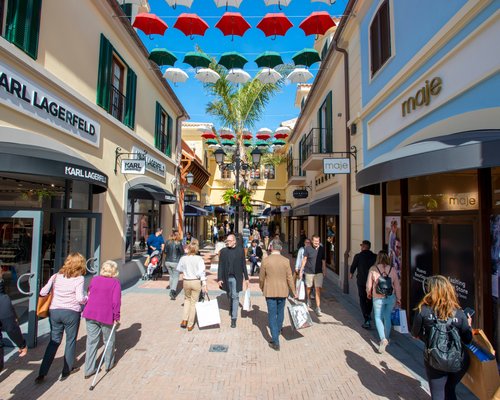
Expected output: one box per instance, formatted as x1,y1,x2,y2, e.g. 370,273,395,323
110,85,126,122
304,128,333,161
287,158,305,179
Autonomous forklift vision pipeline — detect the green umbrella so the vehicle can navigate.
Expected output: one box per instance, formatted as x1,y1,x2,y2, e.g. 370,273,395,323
256,140,269,147
222,139,235,147
218,51,248,69
149,48,177,66
255,51,284,68
273,139,286,146
292,48,321,67
183,51,212,68
243,140,253,147
206,139,218,145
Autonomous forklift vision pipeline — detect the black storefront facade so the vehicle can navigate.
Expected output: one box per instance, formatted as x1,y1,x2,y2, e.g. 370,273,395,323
356,129,500,358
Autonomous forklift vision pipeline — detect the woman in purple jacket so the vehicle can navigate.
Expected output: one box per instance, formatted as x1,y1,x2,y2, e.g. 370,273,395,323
82,260,121,379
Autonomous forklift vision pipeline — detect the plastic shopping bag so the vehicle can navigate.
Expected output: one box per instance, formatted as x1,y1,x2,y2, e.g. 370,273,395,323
288,298,313,330
243,289,251,311
391,308,409,334
296,279,306,300
195,295,221,328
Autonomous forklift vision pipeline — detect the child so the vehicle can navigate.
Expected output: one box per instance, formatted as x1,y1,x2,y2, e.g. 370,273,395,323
145,251,160,280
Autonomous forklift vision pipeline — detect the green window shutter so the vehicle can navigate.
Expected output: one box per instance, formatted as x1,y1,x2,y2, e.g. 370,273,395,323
25,0,41,59
154,102,162,151
121,3,132,22
317,105,323,151
325,91,333,152
96,34,113,111
124,68,137,129
5,0,41,59
166,114,173,157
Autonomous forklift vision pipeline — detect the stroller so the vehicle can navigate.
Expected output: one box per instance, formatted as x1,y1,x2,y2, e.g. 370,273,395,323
143,251,162,281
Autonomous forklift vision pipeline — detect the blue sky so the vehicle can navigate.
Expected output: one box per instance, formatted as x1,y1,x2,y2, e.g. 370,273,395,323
140,0,348,131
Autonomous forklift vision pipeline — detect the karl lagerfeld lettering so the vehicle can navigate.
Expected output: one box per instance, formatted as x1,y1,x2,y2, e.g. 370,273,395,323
0,62,100,146
64,166,107,185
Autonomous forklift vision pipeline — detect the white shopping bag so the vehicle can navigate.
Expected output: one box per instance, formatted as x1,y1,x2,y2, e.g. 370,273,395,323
195,295,221,328
243,289,251,311
392,308,409,334
296,280,306,300
288,298,313,330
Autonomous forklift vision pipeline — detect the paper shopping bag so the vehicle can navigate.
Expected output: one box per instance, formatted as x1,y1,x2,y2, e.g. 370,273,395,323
195,296,221,328
243,289,251,311
392,308,409,334
296,280,306,300
288,299,313,330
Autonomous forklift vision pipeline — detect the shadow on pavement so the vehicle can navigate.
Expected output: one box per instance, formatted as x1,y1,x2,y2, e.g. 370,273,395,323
114,323,142,364
248,305,272,343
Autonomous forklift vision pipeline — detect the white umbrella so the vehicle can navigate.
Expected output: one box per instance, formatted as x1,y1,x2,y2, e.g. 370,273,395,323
287,68,314,83
311,0,336,4
256,68,282,84
195,68,221,83
226,68,250,84
264,0,292,7
165,0,194,8
214,0,243,8
163,67,189,83
219,127,234,134
257,127,273,134
197,124,212,133
275,126,291,134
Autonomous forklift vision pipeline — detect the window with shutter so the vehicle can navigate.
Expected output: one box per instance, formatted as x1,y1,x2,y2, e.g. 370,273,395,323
3,0,42,59
370,0,391,76
155,102,168,154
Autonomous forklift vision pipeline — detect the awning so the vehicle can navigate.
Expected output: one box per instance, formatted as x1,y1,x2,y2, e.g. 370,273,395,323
129,183,176,204
261,207,272,217
185,204,209,216
0,142,108,193
356,130,500,195
286,194,339,217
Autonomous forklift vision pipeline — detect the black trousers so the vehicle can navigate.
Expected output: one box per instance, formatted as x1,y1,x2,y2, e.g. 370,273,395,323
357,283,372,321
425,356,470,400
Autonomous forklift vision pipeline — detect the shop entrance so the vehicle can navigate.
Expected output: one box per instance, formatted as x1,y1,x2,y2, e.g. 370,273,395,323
406,216,477,318
0,210,43,348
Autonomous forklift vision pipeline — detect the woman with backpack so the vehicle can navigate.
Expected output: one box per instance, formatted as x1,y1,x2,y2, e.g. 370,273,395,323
366,250,401,353
411,275,472,400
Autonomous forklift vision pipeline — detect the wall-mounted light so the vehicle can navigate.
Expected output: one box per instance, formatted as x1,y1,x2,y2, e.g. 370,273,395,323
350,123,357,135
186,172,194,185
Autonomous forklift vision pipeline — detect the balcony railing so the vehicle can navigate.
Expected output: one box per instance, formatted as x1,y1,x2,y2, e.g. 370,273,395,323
110,85,126,122
304,128,333,161
287,158,305,178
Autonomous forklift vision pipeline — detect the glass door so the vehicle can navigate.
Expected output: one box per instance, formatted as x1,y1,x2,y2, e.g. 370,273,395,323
0,210,43,348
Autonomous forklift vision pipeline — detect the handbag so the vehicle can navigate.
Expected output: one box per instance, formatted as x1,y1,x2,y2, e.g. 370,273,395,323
37,274,56,318
143,255,151,267
195,294,221,328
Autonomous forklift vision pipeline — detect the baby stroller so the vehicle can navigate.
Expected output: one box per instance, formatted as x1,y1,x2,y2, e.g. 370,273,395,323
143,251,162,281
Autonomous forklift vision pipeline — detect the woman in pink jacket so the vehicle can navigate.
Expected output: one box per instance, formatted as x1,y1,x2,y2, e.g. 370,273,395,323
366,250,401,354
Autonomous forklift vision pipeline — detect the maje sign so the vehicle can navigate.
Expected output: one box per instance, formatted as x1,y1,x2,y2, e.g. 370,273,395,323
323,158,351,174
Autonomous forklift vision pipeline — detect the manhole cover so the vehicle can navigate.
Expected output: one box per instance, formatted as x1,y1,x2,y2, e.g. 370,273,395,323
209,344,228,353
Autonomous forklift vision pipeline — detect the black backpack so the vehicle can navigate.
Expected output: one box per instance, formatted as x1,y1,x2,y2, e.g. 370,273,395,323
375,265,394,297
424,313,464,373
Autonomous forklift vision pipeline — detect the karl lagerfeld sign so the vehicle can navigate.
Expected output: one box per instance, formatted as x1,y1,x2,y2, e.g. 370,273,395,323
121,159,146,175
132,146,166,177
0,61,100,147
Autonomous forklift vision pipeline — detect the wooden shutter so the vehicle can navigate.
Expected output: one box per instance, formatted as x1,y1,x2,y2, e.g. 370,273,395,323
5,0,42,59
325,91,333,152
317,104,323,151
124,68,137,129
121,3,132,22
166,114,173,157
154,102,162,150
96,34,113,111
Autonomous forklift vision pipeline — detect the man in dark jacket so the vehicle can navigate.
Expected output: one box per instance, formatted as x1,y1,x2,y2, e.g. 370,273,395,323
248,240,263,276
217,234,249,328
349,240,377,329
0,270,27,371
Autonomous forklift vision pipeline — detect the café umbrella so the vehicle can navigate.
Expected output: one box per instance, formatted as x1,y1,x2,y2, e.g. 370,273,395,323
173,13,209,38
299,11,336,36
287,68,314,83
163,67,189,83
256,68,282,84
195,68,221,83
227,68,251,84
183,51,212,68
255,51,283,68
218,51,248,69
148,49,177,66
256,13,293,38
292,48,321,67
132,13,168,36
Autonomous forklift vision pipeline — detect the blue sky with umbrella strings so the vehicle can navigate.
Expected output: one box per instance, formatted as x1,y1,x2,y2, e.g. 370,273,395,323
139,0,348,132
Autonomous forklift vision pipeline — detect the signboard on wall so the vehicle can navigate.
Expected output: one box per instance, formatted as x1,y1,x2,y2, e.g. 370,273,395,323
121,159,145,175
293,189,308,199
323,158,351,174
132,146,166,177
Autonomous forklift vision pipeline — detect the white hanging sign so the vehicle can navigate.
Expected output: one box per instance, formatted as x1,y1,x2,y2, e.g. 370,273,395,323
323,158,351,174
121,159,146,175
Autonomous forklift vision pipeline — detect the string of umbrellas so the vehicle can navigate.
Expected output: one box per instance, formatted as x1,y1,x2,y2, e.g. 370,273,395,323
153,48,321,84
161,0,336,11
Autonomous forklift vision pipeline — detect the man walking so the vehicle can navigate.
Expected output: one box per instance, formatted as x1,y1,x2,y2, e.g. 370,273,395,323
259,240,296,351
217,234,249,328
299,235,326,316
249,239,263,276
146,227,165,255
349,240,377,329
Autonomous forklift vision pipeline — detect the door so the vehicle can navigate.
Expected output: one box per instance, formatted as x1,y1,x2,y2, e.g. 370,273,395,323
54,213,102,277
0,210,43,347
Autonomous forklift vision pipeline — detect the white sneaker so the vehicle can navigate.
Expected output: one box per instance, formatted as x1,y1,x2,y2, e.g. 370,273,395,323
377,339,388,354
315,307,322,317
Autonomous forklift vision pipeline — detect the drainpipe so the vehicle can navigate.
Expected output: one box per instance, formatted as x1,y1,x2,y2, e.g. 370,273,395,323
173,114,185,230
332,39,351,294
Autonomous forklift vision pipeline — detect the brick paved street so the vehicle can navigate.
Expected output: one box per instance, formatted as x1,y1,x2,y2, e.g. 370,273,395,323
0,266,441,400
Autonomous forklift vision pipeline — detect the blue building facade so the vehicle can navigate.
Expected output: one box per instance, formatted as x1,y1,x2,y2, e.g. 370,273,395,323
355,0,500,356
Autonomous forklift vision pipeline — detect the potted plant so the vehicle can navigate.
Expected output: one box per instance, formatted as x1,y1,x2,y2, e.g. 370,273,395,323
222,188,253,212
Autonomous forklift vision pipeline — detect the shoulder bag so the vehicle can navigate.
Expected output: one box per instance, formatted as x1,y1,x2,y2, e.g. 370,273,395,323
37,274,57,318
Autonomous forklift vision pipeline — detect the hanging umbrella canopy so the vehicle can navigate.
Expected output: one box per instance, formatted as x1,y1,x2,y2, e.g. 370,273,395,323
149,49,177,66
299,11,336,36
273,139,286,147
256,13,293,38
255,51,284,68
220,131,235,139
274,126,290,139
163,67,189,83
222,139,236,147
256,140,270,147
201,131,217,139
205,139,218,145
183,51,212,68
256,132,272,140
214,0,244,8
287,67,314,83
133,13,168,36
263,0,292,9
219,127,233,135
242,130,253,140
243,140,253,147
218,52,248,69
310,0,336,4
256,68,282,84
195,68,221,83
227,68,251,84
173,13,209,37
257,127,273,135
166,0,194,8
292,48,321,67
215,12,251,38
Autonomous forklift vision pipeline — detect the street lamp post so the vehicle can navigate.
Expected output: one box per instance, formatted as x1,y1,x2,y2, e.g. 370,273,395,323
214,146,262,235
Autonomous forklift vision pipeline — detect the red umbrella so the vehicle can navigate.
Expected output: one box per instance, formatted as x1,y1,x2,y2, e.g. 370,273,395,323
299,11,336,36
201,131,217,139
173,13,209,38
220,132,235,139
256,13,293,38
133,13,168,36
215,12,251,38
242,131,253,140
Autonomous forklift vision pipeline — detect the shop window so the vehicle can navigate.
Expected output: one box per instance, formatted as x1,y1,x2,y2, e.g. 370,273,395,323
69,180,91,210
370,0,391,76
317,92,333,153
220,168,231,179
250,168,260,180
126,198,160,260
385,180,401,214
155,102,172,157
2,0,42,59
491,167,500,208
263,164,275,180
97,34,137,129
408,171,478,213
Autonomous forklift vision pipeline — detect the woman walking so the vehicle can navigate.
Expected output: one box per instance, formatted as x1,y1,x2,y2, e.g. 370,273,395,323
176,240,207,331
36,253,87,383
82,260,121,379
366,250,400,353
165,231,184,300
411,276,472,400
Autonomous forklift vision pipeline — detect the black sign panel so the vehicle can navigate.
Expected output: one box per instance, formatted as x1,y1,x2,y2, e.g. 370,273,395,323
409,223,433,313
293,189,308,199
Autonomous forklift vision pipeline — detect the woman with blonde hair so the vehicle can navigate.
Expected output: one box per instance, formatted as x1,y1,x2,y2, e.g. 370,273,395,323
36,253,87,383
366,250,401,353
411,275,472,400
82,260,121,379
176,239,207,331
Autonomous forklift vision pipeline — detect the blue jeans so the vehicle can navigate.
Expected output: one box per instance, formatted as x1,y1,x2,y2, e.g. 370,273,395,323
227,276,239,320
266,298,286,345
166,262,179,295
373,294,396,342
